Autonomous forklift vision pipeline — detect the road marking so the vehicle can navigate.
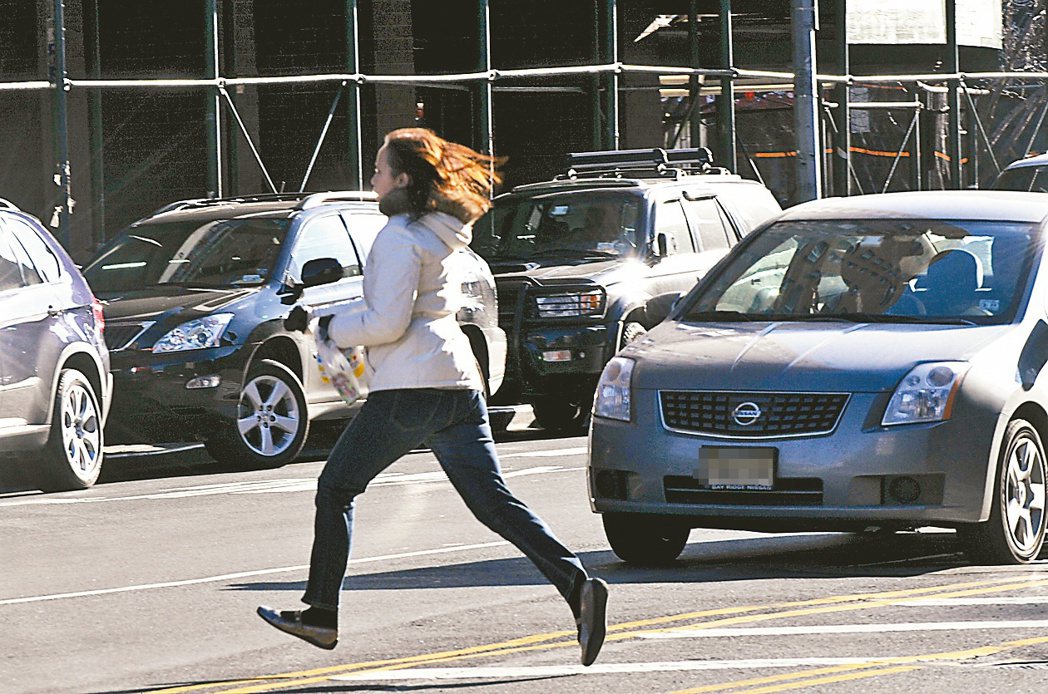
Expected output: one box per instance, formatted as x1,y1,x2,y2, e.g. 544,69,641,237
327,658,893,681
0,541,509,606
144,575,1048,693
0,465,580,506
671,634,1048,694
640,619,1048,639
899,596,1048,606
504,447,587,458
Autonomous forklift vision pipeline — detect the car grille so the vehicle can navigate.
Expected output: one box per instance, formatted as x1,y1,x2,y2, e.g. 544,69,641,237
105,321,153,351
660,390,849,438
664,476,823,506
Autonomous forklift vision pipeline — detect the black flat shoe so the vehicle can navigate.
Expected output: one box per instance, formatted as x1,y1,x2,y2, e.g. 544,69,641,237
257,605,338,650
576,578,608,666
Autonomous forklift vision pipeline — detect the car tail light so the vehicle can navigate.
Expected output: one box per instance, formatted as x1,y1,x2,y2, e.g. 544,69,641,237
91,297,106,339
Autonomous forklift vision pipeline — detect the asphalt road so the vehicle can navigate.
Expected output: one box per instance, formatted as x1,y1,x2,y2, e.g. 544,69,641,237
3,415,1048,694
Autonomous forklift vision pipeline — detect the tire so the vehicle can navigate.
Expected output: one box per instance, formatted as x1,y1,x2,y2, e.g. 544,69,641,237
603,513,689,565
958,418,1047,564
620,321,647,349
204,359,309,470
37,368,104,492
532,394,591,432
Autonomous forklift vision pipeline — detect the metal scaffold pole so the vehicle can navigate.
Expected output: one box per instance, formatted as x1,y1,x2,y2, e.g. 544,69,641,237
205,0,222,197
85,0,104,247
50,0,72,246
719,0,737,171
345,0,363,187
946,0,963,187
792,0,822,202
475,0,494,155
833,1,850,196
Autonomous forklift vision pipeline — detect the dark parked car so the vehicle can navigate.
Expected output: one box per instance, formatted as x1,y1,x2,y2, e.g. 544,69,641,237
469,148,782,429
82,192,505,469
590,191,1048,566
993,153,1048,192
0,200,111,491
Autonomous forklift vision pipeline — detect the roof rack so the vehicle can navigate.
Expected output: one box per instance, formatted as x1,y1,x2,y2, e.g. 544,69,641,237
149,192,313,217
296,191,378,209
0,198,20,211
561,147,724,180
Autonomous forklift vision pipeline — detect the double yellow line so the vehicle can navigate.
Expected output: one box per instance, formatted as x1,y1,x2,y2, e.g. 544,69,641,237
154,574,1048,693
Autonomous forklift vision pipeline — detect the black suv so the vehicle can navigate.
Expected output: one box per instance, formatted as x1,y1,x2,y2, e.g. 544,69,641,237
470,148,782,429
82,192,505,469
0,200,111,491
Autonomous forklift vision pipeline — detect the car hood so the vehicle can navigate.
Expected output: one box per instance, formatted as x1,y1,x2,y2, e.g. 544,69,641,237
624,320,1015,392
486,257,638,285
96,286,258,322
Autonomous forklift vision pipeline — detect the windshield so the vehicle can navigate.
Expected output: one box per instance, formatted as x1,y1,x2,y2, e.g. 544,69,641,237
83,218,289,292
681,218,1038,325
471,193,644,260
994,166,1048,193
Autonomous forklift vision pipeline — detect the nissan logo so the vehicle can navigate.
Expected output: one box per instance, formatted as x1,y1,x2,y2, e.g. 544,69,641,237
732,401,762,426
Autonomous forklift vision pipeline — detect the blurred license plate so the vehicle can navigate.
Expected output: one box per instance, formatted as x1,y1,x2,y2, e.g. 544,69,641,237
699,447,776,490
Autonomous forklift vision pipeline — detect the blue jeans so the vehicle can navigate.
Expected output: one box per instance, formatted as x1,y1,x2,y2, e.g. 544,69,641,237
303,388,589,612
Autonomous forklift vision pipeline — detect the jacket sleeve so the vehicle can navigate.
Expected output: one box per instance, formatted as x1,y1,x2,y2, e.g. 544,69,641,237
327,224,421,348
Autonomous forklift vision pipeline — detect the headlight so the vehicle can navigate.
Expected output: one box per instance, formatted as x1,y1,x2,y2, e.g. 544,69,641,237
594,356,635,421
152,313,234,353
534,289,605,318
882,361,969,426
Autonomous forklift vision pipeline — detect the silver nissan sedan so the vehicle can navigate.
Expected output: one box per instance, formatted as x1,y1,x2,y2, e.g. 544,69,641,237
589,191,1048,566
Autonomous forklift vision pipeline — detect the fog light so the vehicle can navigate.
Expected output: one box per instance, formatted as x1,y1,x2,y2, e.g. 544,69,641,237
887,476,921,504
542,350,572,362
186,374,222,389
595,469,628,500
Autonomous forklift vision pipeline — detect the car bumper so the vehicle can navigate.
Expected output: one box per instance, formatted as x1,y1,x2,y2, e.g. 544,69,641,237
106,345,247,442
506,323,611,394
588,390,1000,529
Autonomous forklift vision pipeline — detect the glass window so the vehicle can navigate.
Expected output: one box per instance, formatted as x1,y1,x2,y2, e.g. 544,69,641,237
0,227,24,292
994,166,1048,193
289,215,361,282
471,193,643,260
83,218,289,292
684,197,733,251
683,218,1038,326
6,227,41,285
654,200,696,253
7,217,60,282
341,212,387,263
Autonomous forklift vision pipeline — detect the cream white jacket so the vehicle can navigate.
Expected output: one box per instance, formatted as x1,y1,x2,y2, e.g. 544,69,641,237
326,211,483,393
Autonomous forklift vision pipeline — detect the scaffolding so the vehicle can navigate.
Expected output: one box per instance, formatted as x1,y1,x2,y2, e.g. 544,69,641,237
3,0,1047,249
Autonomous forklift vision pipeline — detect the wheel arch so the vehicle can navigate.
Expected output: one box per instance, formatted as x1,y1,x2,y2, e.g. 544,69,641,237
977,402,1048,522
248,336,305,383
51,346,107,426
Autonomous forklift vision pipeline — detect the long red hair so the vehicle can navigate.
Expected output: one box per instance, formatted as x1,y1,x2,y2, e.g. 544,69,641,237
382,128,505,223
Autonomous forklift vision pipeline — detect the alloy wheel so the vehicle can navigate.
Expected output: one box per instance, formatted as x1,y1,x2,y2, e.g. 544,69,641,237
59,381,102,482
236,373,302,458
1004,432,1047,555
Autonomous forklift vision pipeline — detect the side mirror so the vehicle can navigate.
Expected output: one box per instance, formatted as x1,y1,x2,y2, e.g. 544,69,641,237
644,291,683,325
279,258,343,305
656,232,670,258
302,257,344,288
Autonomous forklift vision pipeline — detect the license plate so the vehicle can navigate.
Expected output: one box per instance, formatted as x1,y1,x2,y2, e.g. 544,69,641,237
699,447,776,490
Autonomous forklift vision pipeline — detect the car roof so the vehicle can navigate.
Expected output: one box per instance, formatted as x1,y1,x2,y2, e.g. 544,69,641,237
133,192,380,227
778,191,1048,224
1003,153,1048,170
505,172,762,198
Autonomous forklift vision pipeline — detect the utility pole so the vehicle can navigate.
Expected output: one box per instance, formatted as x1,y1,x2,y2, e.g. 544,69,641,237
792,0,821,203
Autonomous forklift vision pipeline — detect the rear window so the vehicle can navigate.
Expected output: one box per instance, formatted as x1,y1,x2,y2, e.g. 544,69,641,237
994,166,1048,193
